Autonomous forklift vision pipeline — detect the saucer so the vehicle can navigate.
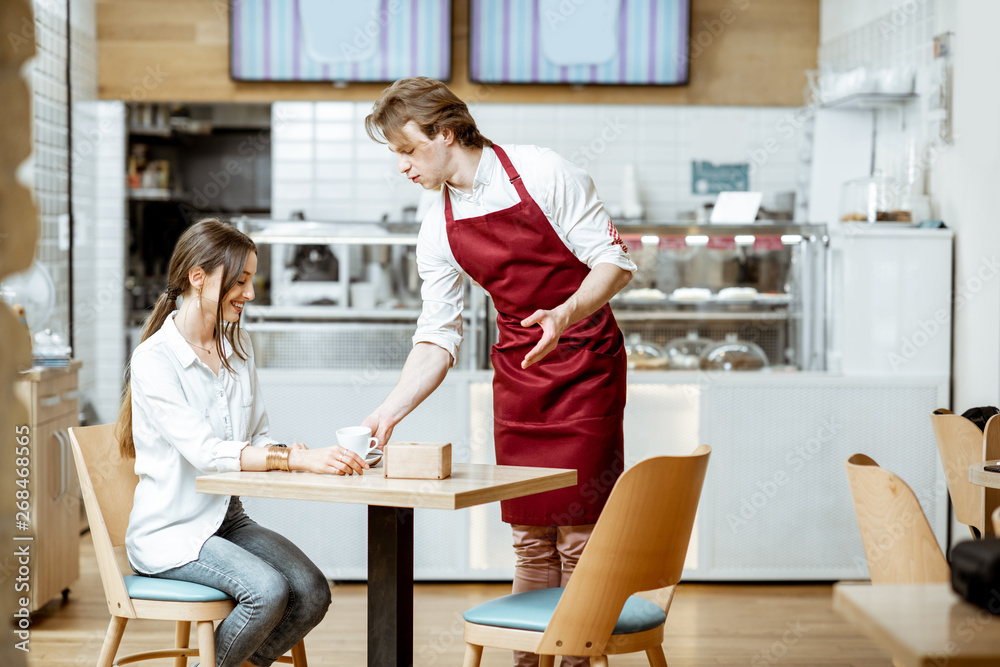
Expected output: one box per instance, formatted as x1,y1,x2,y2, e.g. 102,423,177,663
365,450,383,467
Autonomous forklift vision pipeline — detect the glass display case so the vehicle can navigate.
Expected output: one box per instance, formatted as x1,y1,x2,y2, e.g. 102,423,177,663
236,219,827,374
611,223,828,371
233,217,490,371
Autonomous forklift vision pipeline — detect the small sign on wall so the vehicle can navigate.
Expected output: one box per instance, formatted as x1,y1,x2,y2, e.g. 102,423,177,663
692,161,749,195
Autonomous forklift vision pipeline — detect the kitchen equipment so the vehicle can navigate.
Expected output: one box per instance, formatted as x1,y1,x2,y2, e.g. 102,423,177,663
393,247,422,306
0,261,55,333
699,333,769,371
664,331,715,370
350,282,377,309
621,164,644,221
839,171,911,223
624,333,668,370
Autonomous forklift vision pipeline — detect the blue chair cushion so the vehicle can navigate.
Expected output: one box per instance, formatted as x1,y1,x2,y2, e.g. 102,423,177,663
124,575,232,603
463,587,666,635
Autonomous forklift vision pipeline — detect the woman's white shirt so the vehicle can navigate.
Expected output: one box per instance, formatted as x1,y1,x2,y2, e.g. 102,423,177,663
413,144,637,365
125,311,280,574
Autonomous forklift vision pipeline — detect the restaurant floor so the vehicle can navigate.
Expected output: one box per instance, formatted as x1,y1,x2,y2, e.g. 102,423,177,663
25,533,891,666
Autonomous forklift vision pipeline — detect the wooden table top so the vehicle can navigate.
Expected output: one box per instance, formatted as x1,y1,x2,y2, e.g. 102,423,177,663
969,461,1000,489
196,462,577,510
833,583,1000,666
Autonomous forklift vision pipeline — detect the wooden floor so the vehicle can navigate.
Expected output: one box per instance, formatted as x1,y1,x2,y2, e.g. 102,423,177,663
25,533,892,666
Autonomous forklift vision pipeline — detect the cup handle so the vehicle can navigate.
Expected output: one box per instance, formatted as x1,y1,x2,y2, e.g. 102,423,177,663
366,437,381,454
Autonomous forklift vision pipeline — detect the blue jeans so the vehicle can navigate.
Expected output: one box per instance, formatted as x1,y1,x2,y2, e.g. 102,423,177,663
152,497,331,667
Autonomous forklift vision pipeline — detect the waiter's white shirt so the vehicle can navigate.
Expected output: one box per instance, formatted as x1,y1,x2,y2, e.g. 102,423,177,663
414,144,637,364
126,310,280,574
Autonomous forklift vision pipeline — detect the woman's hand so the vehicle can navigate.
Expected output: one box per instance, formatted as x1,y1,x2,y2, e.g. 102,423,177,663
288,446,369,476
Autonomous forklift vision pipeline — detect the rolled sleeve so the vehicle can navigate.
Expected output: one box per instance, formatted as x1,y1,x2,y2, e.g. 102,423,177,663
540,151,638,274
413,221,464,366
130,350,248,473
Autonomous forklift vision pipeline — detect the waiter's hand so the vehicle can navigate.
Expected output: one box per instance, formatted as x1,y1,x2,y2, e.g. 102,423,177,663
362,410,395,449
520,308,570,369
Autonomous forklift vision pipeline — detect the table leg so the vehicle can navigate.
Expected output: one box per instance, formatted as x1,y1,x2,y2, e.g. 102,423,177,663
368,506,414,667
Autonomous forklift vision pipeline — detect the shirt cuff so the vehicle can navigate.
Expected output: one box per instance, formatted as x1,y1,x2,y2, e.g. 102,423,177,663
592,254,638,274
211,440,248,473
250,435,281,448
412,334,460,367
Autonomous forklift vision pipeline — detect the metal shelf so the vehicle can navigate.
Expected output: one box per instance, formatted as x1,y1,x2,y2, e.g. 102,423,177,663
244,305,422,321
612,310,790,322
820,92,917,110
235,217,420,246
611,222,827,237
244,304,486,322
128,188,189,201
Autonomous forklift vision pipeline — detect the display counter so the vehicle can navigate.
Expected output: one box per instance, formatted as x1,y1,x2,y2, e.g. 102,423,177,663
242,368,947,581
234,219,952,581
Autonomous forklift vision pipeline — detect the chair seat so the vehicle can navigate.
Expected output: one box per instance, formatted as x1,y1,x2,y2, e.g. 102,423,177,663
463,587,666,635
124,575,232,602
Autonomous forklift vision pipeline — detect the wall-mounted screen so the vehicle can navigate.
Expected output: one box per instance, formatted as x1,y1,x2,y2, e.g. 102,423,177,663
231,0,451,83
469,0,690,86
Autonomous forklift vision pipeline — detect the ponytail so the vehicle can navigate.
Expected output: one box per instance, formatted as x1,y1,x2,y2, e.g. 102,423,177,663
115,291,179,458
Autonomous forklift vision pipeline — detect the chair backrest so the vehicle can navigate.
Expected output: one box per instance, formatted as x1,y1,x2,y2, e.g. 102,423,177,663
68,424,139,618
844,453,949,585
536,445,710,656
993,506,1000,537
930,409,1000,538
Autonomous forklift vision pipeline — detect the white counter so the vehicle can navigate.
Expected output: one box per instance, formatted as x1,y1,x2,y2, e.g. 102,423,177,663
244,368,948,581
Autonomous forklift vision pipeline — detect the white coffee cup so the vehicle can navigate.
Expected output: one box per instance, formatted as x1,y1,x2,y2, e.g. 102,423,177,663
336,426,381,460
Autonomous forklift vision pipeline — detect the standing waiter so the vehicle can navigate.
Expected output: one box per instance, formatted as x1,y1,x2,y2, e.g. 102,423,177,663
362,77,635,667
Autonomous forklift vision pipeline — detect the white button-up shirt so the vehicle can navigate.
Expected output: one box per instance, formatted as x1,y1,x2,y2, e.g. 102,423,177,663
125,311,280,574
413,144,637,364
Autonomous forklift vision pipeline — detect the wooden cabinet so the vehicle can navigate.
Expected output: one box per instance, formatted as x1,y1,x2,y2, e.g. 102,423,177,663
14,360,82,612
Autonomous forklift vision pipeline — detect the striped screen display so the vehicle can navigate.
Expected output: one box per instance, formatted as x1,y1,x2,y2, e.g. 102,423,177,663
470,0,689,85
231,0,451,82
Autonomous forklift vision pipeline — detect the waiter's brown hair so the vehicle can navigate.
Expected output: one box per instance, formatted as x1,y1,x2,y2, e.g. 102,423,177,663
365,77,492,149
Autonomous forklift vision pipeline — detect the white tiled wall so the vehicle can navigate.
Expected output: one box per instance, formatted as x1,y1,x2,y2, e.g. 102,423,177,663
272,101,804,223
28,0,124,423
819,0,938,188
32,0,70,327
85,101,126,423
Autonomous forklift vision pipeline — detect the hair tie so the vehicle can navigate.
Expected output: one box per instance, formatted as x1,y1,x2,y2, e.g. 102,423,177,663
166,287,181,300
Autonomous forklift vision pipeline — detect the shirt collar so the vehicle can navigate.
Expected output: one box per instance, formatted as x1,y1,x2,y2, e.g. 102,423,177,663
445,146,495,200
163,310,235,367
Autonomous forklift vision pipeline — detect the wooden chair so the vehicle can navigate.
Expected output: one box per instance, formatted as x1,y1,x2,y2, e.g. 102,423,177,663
992,506,1000,537
930,409,1000,538
68,424,308,667
845,454,949,585
462,445,711,667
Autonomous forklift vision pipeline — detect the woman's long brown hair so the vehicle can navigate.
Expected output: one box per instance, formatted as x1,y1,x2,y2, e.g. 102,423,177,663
115,218,257,458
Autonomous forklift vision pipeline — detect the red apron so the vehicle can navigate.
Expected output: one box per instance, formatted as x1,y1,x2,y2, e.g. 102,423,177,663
445,145,626,526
